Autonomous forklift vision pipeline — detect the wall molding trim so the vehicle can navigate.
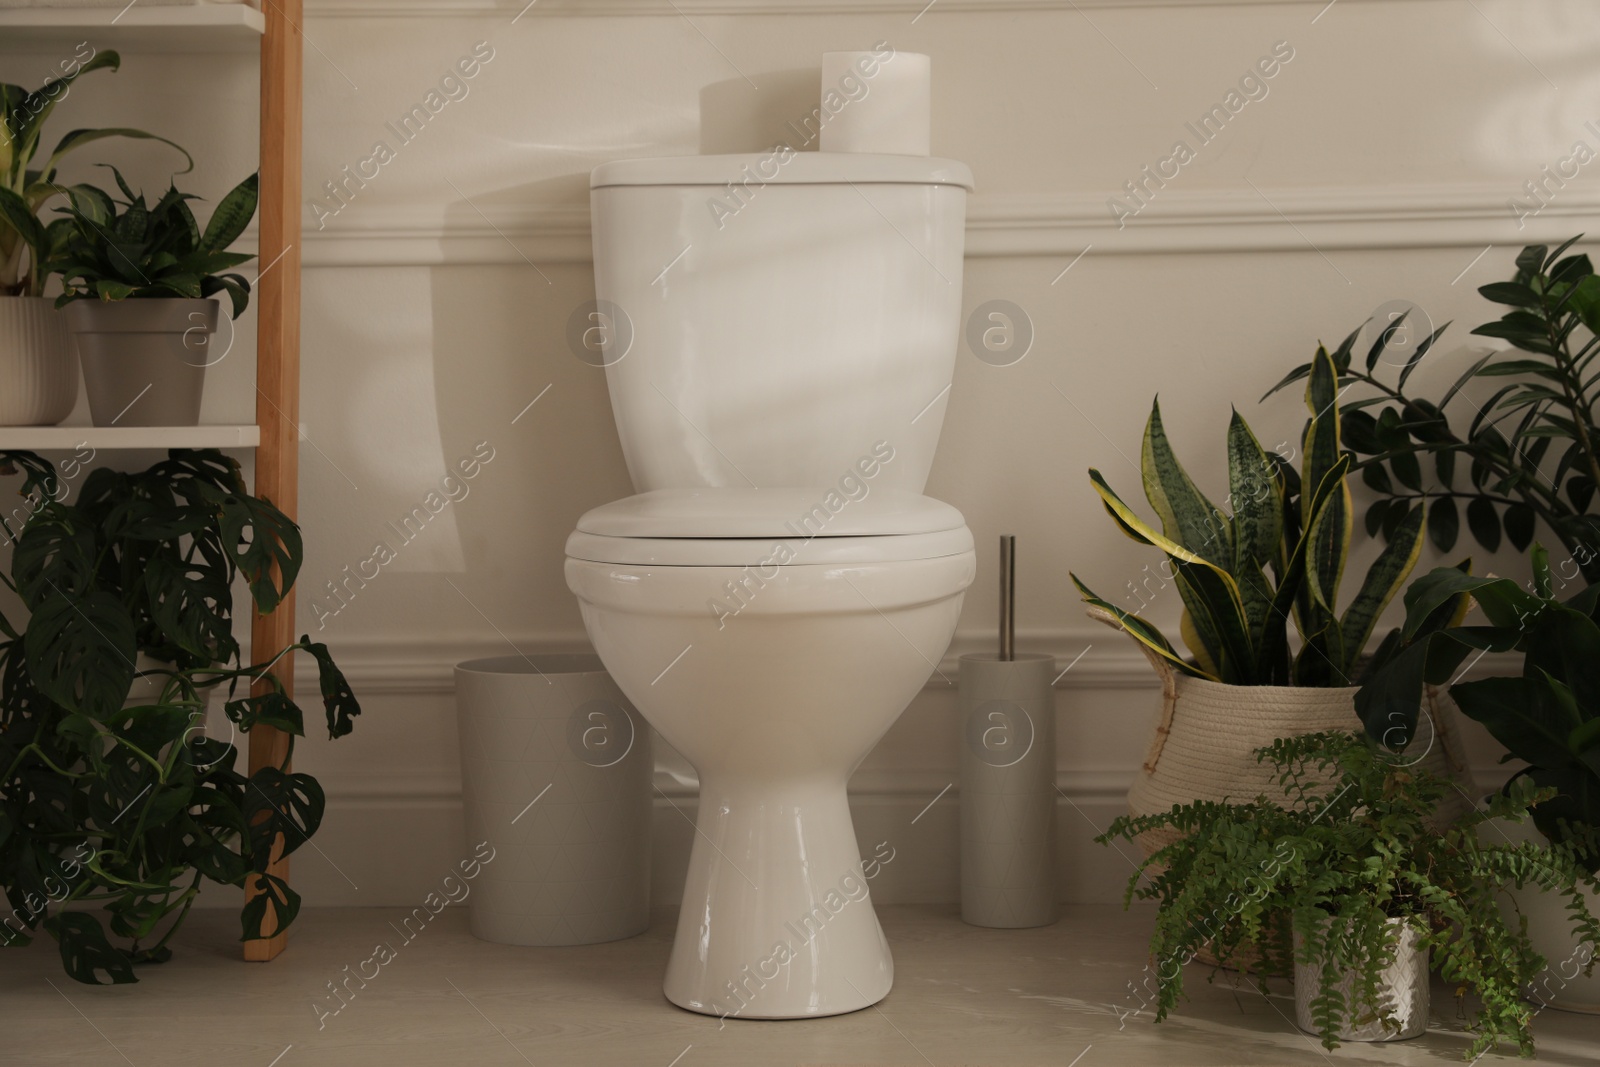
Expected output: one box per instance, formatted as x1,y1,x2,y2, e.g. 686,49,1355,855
303,0,1388,19
298,626,1141,696
302,184,1597,268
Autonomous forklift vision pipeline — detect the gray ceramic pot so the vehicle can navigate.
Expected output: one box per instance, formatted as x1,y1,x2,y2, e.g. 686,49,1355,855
65,298,219,427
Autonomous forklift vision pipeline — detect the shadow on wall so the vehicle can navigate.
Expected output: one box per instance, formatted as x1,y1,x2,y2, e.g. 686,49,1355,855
410,62,832,636
699,69,820,154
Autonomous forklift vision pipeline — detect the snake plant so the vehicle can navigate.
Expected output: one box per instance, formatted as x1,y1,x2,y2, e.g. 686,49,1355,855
1073,337,1428,686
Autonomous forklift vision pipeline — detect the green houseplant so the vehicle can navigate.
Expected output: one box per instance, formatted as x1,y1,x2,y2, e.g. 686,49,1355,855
44,168,257,428
0,50,191,426
1071,337,1472,870
0,448,361,984
1356,547,1600,1010
1266,238,1600,583
1073,342,1427,687
1100,729,1600,1058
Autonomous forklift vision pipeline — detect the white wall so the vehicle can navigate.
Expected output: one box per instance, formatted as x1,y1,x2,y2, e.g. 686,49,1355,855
8,0,1597,909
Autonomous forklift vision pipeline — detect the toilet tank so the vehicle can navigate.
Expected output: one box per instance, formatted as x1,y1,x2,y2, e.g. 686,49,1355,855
589,152,972,493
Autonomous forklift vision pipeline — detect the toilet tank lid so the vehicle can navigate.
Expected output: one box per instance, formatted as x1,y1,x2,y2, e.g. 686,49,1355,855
590,153,974,191
574,488,967,538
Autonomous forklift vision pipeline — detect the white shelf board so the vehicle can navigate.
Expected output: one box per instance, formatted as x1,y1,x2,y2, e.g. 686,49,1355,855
0,6,265,53
0,424,260,450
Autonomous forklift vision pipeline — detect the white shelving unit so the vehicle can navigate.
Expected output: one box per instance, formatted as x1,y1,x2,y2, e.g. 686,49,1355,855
0,6,265,53
0,424,261,451
2,0,304,958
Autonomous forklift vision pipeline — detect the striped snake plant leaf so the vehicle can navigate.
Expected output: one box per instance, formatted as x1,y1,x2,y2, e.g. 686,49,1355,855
1304,480,1352,616
1173,562,1255,681
1088,469,1242,589
1072,575,1214,680
1226,409,1282,572
1179,608,1221,679
1301,345,1343,530
1338,503,1425,674
1235,559,1281,673
1090,468,1254,679
1142,399,1233,567
1293,618,1348,687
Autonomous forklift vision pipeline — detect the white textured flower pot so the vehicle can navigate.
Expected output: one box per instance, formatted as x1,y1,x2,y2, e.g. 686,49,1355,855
1086,609,1475,855
0,296,77,426
65,298,217,427
454,655,652,947
1294,917,1430,1042
1482,815,1600,1013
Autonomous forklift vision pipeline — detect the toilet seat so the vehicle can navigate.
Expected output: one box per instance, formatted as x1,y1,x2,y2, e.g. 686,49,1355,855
566,488,973,567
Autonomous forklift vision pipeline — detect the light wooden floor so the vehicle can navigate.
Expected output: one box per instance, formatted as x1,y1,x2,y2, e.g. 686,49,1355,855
3,905,1595,1066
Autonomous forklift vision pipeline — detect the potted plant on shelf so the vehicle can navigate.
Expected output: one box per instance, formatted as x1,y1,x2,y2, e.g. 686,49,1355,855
0,448,361,984
0,50,191,427
1268,238,1600,583
46,167,257,428
1072,339,1473,858
1355,545,1600,1012
1100,729,1599,1058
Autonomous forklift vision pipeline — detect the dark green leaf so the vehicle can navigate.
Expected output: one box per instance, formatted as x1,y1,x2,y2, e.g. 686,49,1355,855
1478,281,1540,308
1428,495,1460,553
1505,504,1536,551
1466,497,1502,553
23,591,136,718
240,871,301,942
47,912,136,985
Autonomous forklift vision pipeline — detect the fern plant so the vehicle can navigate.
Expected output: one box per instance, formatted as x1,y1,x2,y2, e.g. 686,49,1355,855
1101,730,1600,1058
1073,338,1427,685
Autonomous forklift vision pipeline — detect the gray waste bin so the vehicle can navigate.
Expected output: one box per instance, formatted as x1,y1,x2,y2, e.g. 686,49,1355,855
455,654,651,945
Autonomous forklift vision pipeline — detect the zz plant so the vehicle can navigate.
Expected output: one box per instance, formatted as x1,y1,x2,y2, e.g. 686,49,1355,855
1073,337,1426,686
1267,238,1600,581
48,168,257,317
0,449,360,984
1101,729,1600,1058
0,50,191,297
1356,545,1600,872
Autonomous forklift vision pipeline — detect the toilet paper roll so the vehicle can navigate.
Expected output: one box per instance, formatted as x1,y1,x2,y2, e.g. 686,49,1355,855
819,50,931,156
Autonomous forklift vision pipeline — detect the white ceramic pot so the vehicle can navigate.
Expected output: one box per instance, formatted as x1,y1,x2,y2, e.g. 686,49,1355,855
0,296,77,426
1294,916,1430,1042
1482,814,1600,1013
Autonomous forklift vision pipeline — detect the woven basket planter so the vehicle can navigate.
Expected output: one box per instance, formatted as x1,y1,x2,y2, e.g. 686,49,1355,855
1091,608,1475,971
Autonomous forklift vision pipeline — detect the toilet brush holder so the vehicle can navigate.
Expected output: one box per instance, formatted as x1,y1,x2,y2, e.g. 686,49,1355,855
959,652,1058,927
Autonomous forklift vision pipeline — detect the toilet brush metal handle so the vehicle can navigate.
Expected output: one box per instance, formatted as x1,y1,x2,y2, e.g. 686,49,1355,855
999,535,1015,662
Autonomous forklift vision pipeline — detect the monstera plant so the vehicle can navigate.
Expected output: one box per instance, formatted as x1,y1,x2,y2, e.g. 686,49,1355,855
0,449,360,984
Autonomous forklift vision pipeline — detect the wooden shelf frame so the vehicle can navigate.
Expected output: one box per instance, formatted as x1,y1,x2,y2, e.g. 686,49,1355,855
243,0,302,962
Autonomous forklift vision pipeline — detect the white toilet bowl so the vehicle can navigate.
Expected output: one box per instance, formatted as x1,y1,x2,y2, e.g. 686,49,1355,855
566,488,975,1016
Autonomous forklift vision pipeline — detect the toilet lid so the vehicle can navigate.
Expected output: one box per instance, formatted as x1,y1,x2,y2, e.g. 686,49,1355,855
591,154,975,192
566,489,973,567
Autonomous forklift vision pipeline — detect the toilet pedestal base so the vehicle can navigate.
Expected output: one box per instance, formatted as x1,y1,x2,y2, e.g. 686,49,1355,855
663,774,893,1019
